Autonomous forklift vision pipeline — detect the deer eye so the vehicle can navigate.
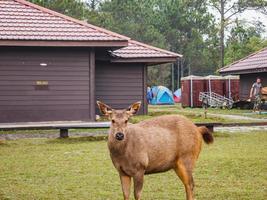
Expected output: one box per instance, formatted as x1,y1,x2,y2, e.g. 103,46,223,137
112,120,115,123
125,120,128,124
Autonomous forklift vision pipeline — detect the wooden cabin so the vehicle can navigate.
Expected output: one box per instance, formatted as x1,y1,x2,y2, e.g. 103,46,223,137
0,0,181,123
219,48,267,100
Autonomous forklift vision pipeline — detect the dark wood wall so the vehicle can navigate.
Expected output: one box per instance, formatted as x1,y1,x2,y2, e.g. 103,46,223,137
0,47,93,123
240,72,267,100
95,61,147,114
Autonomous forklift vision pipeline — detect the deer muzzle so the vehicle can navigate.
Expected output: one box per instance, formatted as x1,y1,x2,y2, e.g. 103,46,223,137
115,132,124,141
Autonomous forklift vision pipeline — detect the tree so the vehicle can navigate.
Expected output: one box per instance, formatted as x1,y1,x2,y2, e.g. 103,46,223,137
209,0,267,67
224,20,267,65
155,0,220,76
99,0,219,88
29,0,89,19
84,0,102,10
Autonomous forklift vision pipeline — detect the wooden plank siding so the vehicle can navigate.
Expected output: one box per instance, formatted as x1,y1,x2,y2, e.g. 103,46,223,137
0,48,93,122
239,72,267,100
95,61,147,114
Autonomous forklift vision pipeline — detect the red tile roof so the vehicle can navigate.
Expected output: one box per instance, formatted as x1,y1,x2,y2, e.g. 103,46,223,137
111,40,182,58
219,47,267,74
0,0,181,61
0,0,129,42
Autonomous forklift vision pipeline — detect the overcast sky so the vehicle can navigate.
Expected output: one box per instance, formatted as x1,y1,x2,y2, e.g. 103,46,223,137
239,10,267,37
210,6,267,37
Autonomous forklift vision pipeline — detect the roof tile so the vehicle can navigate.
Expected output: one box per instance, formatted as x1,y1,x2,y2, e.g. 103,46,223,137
0,0,181,60
0,0,128,41
219,48,267,73
111,40,182,58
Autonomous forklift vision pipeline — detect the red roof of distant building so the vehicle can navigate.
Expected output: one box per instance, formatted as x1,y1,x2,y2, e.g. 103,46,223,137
219,47,267,74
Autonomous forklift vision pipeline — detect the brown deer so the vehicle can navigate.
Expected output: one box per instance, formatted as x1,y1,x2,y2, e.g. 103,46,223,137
97,101,213,200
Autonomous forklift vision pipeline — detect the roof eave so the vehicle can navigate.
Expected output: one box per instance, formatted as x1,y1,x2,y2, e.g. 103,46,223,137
220,67,267,75
0,40,128,48
110,57,179,65
218,47,267,74
129,40,183,57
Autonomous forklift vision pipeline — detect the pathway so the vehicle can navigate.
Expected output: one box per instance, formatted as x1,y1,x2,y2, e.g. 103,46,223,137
215,125,267,133
208,113,267,122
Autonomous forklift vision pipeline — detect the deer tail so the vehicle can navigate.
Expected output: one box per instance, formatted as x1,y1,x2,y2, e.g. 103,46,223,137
198,126,214,144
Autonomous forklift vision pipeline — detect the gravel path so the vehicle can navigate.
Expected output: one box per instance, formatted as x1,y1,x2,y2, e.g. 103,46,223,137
0,130,108,140
215,125,267,133
208,113,267,121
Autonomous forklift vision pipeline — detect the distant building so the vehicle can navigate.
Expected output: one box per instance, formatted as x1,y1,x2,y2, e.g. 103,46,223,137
219,48,267,100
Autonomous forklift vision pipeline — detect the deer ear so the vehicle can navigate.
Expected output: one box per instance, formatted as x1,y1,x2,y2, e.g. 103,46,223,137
97,101,112,116
127,101,142,116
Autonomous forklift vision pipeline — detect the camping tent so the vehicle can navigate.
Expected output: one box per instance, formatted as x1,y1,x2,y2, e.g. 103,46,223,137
173,88,181,103
150,86,174,105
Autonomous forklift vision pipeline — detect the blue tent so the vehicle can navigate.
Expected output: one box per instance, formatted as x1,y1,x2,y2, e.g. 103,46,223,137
150,86,174,105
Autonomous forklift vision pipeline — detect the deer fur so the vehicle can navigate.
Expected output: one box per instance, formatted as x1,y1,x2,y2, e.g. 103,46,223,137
97,101,213,200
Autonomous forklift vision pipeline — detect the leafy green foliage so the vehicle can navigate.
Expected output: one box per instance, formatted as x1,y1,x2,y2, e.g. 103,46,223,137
208,0,267,67
225,20,267,65
98,0,220,87
29,0,89,19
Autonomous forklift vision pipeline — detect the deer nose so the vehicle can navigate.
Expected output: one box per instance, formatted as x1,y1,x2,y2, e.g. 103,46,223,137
115,132,124,141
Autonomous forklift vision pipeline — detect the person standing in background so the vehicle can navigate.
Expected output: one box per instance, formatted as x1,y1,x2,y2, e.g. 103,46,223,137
249,77,262,112
146,86,153,104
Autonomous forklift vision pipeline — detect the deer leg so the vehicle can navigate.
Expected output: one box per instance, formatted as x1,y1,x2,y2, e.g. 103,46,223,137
119,173,131,200
133,171,145,200
174,159,195,200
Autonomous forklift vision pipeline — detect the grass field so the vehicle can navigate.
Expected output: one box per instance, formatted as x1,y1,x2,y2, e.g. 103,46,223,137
129,104,267,124
149,104,267,119
1,131,266,200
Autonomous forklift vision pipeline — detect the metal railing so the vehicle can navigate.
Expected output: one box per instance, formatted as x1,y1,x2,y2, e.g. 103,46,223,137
199,92,234,109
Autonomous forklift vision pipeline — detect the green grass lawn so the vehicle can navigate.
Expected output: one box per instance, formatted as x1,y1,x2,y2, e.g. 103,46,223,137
1,131,266,200
148,104,267,121
149,104,248,115
129,104,266,124
130,104,256,124
130,110,232,124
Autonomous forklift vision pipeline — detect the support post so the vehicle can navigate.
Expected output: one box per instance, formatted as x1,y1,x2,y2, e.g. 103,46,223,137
207,125,214,133
143,65,148,114
204,107,207,119
60,129,69,138
177,59,180,89
181,57,184,78
190,76,193,108
171,63,174,92
89,50,95,121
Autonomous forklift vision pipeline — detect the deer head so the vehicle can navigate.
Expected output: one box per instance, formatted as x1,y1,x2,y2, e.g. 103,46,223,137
97,101,141,141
